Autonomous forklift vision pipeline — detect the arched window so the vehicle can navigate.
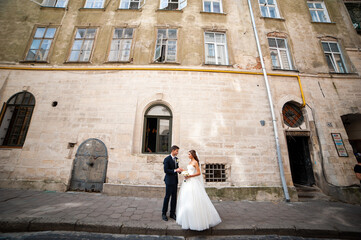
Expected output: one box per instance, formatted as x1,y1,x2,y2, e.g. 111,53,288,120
0,91,35,147
143,104,172,153
282,102,304,128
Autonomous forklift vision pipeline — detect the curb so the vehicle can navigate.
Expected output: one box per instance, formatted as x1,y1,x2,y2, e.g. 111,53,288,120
1,219,360,239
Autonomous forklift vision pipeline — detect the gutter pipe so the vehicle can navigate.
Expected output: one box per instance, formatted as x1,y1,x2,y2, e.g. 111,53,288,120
246,0,290,201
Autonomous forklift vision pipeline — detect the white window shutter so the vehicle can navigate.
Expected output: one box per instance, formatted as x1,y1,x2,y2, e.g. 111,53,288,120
155,45,162,61
140,0,146,8
160,0,168,9
179,0,187,10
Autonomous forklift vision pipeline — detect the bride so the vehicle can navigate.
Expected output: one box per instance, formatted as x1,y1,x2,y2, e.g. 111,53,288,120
176,150,222,231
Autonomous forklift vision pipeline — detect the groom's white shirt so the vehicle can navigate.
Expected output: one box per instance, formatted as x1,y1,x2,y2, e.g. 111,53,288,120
170,154,177,173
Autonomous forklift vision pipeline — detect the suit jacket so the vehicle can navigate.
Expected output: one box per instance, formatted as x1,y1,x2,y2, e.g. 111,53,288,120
163,155,179,185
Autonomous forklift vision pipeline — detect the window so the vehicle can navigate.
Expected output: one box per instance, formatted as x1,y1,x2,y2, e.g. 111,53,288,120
268,37,293,70
321,41,346,73
25,27,57,62
108,28,133,62
203,0,222,13
84,0,104,8
154,29,177,63
68,28,97,62
344,2,361,34
282,102,304,128
119,0,145,9
307,1,330,22
204,32,229,65
0,92,35,147
159,0,187,10
205,164,226,182
41,0,68,7
259,0,280,18
143,105,172,154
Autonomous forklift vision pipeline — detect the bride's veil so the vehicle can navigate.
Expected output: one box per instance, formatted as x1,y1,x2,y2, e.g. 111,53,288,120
195,151,205,187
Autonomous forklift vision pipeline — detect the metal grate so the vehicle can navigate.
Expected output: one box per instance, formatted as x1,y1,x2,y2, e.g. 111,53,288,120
282,102,304,128
205,164,226,182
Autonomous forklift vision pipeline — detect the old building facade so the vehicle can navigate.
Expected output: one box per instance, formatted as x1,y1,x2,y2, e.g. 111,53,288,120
0,0,360,202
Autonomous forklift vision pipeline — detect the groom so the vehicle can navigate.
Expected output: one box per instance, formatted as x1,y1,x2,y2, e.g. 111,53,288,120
162,145,182,221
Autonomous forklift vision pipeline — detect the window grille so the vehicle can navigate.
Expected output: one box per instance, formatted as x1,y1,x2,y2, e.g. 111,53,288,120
205,164,226,182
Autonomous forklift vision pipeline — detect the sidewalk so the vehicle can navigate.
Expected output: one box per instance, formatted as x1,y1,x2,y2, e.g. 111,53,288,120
0,188,360,239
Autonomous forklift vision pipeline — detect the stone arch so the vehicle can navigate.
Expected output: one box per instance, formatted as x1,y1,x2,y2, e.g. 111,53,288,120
131,93,179,154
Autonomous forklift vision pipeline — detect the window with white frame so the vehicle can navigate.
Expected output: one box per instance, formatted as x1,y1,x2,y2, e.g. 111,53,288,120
159,0,187,10
108,28,133,62
119,0,145,9
307,1,330,22
84,0,104,8
25,27,57,62
321,41,346,73
68,28,97,62
41,0,68,7
203,0,223,13
268,38,293,70
204,32,229,65
259,0,280,18
154,29,177,63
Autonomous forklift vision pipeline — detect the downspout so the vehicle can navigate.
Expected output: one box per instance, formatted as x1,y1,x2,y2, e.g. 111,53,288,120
246,0,290,201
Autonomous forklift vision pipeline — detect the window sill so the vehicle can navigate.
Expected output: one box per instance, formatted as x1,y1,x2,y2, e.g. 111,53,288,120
116,8,142,12
203,63,233,67
79,7,106,11
0,146,22,149
260,16,285,21
19,60,49,64
272,68,299,73
104,60,132,64
311,21,336,25
156,9,183,12
152,61,181,65
200,11,227,15
40,6,67,10
329,72,358,76
64,61,92,64
141,152,170,155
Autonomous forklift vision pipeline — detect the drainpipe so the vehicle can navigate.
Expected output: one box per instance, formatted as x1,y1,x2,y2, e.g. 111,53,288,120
246,0,290,202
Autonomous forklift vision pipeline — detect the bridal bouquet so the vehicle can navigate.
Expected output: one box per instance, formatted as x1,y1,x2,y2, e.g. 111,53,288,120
181,171,189,182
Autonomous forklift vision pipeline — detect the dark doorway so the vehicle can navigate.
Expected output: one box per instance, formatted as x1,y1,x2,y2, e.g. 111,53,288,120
287,136,315,186
69,138,108,192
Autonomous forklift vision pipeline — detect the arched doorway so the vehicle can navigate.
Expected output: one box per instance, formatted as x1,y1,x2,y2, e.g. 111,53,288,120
283,102,315,186
69,138,108,192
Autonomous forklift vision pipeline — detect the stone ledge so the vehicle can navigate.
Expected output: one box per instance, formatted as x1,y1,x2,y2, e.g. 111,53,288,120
102,184,298,202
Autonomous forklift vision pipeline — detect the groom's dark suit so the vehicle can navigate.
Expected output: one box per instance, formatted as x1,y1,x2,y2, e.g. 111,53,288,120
162,155,179,216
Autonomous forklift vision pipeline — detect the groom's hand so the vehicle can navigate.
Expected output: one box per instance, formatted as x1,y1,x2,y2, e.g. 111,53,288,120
175,168,182,173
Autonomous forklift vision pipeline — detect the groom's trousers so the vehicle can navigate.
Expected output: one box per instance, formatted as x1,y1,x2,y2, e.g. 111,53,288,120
162,184,177,215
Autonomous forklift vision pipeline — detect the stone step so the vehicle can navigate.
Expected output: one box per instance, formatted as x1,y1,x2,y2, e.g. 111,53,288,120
294,184,331,202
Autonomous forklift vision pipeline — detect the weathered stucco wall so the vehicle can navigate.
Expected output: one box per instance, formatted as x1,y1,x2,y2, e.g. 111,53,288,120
0,0,360,201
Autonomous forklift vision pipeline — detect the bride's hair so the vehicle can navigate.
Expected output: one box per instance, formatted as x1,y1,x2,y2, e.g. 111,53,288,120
189,150,199,164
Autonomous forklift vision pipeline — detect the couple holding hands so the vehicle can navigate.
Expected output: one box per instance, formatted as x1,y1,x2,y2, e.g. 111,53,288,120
162,145,222,231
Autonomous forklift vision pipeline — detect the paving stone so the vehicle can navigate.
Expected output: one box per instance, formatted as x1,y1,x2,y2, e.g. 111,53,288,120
0,188,360,239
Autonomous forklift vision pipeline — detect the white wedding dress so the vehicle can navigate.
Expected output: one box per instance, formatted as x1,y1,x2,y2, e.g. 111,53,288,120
176,164,222,231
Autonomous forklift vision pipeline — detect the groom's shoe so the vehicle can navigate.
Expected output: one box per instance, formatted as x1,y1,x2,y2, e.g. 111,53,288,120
170,213,176,220
162,214,168,221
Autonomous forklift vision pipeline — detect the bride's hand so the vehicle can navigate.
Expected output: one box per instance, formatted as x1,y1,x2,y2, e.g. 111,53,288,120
185,175,190,179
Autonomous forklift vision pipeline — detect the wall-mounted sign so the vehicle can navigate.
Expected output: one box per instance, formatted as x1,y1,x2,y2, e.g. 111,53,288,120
331,133,348,157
